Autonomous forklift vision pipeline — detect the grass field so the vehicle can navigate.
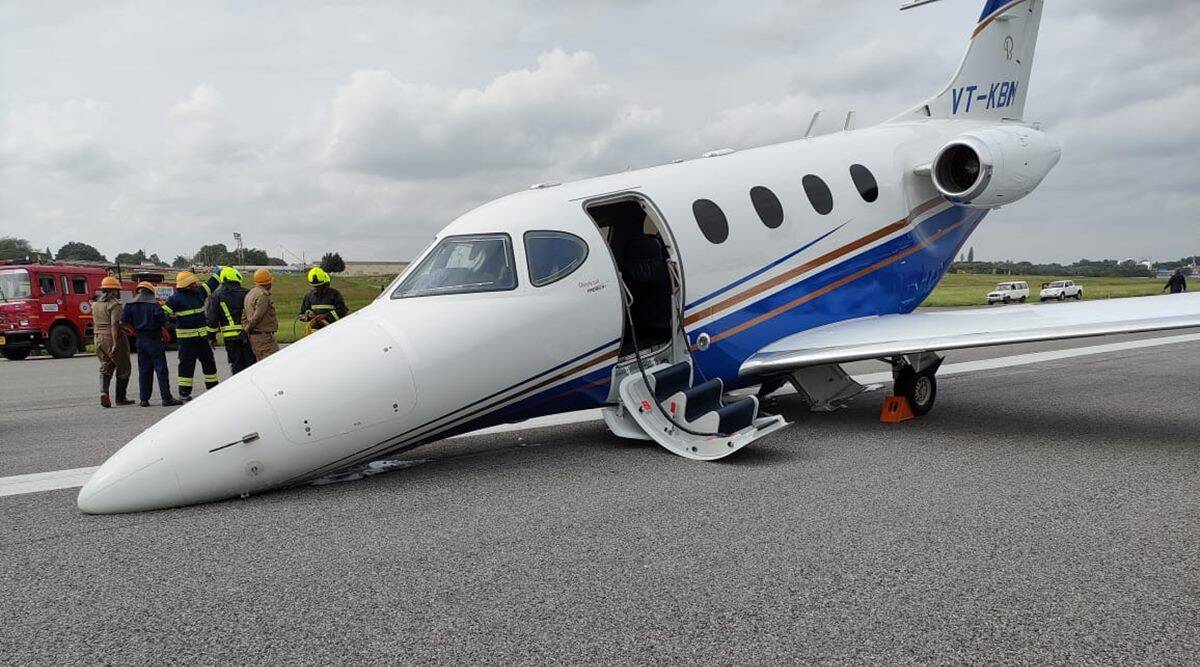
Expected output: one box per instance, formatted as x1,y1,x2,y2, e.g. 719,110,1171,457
922,273,1165,307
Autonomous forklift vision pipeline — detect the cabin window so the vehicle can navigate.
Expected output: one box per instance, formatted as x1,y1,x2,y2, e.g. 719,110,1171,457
750,186,784,229
71,276,89,294
524,231,589,287
38,275,56,295
802,175,834,215
849,164,879,203
692,199,729,244
392,233,516,298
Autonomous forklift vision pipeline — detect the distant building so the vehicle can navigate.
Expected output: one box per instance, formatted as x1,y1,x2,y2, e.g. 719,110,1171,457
340,261,409,277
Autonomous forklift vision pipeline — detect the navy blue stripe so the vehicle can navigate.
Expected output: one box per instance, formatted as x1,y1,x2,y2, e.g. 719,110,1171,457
685,222,847,310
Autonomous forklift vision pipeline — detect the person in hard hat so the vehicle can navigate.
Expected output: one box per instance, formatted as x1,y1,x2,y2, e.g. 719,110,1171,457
164,271,219,401
205,266,256,374
121,281,181,407
92,276,133,408
298,267,350,332
244,268,280,360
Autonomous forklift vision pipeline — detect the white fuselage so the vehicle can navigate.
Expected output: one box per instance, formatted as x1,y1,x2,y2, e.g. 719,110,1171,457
78,118,1004,513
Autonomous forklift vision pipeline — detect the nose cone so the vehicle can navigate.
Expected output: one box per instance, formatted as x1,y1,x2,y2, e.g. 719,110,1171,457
77,456,182,514
78,307,420,514
77,375,282,514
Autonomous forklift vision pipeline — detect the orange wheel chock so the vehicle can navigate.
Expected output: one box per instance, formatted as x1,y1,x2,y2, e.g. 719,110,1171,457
880,395,915,423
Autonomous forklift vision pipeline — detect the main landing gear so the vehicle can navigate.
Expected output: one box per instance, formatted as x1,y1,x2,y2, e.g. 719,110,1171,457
891,351,943,416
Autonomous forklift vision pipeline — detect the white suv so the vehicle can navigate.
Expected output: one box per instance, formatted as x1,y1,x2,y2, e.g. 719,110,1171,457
1039,280,1083,301
986,281,1029,304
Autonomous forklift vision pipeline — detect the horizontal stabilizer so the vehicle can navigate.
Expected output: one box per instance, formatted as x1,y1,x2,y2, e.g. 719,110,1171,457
741,293,1200,376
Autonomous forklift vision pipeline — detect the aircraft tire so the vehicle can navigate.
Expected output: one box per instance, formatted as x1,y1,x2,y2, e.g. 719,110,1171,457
895,367,937,416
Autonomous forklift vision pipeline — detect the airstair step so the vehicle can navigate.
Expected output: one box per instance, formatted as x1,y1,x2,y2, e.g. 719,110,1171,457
682,379,723,422
716,398,757,434
651,362,691,402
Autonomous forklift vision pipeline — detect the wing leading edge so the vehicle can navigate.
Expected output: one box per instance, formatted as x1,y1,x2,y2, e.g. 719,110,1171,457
740,293,1200,377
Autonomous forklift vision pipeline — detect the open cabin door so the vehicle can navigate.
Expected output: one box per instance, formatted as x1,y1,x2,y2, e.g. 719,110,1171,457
583,193,689,386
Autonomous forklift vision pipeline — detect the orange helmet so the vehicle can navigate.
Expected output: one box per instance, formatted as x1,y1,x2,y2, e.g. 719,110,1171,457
253,268,273,285
136,281,155,293
175,270,199,289
100,276,121,290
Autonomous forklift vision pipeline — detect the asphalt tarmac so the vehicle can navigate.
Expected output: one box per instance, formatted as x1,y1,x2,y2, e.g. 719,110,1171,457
2,332,1198,664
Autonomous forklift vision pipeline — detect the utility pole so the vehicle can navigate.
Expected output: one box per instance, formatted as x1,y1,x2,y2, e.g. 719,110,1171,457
233,232,244,267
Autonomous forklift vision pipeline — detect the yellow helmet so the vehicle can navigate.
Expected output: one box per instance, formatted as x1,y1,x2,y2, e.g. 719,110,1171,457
253,268,273,285
136,281,156,293
219,267,243,284
175,270,200,289
100,276,121,290
307,267,331,286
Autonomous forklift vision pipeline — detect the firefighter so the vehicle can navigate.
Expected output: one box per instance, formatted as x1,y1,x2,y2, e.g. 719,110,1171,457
92,276,133,408
205,267,256,374
121,281,181,407
244,268,280,360
164,271,219,401
298,267,350,331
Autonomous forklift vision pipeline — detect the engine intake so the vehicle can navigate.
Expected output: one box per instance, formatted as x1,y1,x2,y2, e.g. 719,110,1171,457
930,126,1061,209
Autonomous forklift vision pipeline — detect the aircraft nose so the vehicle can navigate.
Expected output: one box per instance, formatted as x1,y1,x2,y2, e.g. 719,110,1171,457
77,455,182,514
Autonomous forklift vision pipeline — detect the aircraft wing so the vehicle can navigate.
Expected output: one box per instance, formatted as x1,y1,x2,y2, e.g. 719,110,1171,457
740,293,1200,376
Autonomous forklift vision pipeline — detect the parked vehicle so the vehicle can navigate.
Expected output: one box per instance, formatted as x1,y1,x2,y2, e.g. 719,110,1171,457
1039,280,1083,302
0,261,172,360
986,281,1029,304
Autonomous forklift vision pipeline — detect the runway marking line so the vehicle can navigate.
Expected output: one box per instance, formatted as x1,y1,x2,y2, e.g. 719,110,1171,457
3,332,1198,500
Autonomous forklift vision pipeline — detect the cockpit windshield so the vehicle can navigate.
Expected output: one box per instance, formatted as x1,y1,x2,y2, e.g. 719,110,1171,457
392,233,517,298
0,269,32,301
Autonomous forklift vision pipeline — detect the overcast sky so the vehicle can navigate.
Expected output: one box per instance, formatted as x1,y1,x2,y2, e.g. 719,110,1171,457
2,0,1197,264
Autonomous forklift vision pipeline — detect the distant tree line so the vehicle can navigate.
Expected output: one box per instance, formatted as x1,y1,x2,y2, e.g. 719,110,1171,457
0,236,334,271
952,259,1164,278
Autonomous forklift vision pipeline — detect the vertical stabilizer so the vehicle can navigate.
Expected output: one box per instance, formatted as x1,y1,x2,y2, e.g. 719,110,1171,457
893,0,1044,122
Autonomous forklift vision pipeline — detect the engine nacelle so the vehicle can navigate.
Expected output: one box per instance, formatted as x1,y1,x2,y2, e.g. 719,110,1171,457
930,125,1061,209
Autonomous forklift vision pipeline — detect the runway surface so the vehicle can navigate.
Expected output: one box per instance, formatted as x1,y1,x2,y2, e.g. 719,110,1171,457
2,331,1199,663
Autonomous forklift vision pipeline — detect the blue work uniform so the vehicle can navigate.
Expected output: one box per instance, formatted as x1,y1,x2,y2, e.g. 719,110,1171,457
121,291,174,403
164,286,218,397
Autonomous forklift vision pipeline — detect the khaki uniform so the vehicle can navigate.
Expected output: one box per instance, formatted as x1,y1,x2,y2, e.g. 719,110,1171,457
92,298,131,379
244,285,280,360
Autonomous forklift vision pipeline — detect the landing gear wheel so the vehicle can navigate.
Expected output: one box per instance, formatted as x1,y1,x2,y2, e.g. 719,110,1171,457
2,347,31,361
895,367,937,416
46,325,79,358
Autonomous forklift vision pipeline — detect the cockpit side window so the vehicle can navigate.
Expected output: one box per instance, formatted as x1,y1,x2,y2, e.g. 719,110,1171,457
524,231,589,287
392,233,517,298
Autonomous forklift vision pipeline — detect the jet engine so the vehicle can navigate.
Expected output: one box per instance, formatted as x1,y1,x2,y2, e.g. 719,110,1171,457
930,125,1061,209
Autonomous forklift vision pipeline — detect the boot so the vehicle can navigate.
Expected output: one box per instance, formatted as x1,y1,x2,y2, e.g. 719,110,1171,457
115,378,134,406
100,374,112,408
140,400,151,407
163,396,183,407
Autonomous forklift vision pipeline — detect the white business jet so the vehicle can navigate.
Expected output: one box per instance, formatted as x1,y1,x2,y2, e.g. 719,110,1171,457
79,0,1200,513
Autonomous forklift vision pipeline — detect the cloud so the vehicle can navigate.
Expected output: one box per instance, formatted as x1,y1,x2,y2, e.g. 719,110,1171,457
324,49,666,179
0,99,128,182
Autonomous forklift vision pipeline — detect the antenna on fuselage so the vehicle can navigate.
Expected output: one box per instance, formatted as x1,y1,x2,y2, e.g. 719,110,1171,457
843,109,856,131
804,110,822,138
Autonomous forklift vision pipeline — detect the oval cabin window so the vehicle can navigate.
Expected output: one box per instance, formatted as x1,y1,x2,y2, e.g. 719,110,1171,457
802,175,834,215
849,164,879,203
692,199,729,244
750,186,784,229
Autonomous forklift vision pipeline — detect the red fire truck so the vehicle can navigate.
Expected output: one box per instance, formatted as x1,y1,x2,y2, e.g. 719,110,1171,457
0,261,174,361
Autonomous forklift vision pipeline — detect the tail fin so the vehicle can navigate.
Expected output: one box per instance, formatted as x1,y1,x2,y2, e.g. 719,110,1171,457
894,0,1045,121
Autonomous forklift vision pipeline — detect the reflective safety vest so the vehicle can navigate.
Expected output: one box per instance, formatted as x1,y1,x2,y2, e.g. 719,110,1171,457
218,302,244,340
163,288,211,339
301,287,348,323
208,284,249,341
